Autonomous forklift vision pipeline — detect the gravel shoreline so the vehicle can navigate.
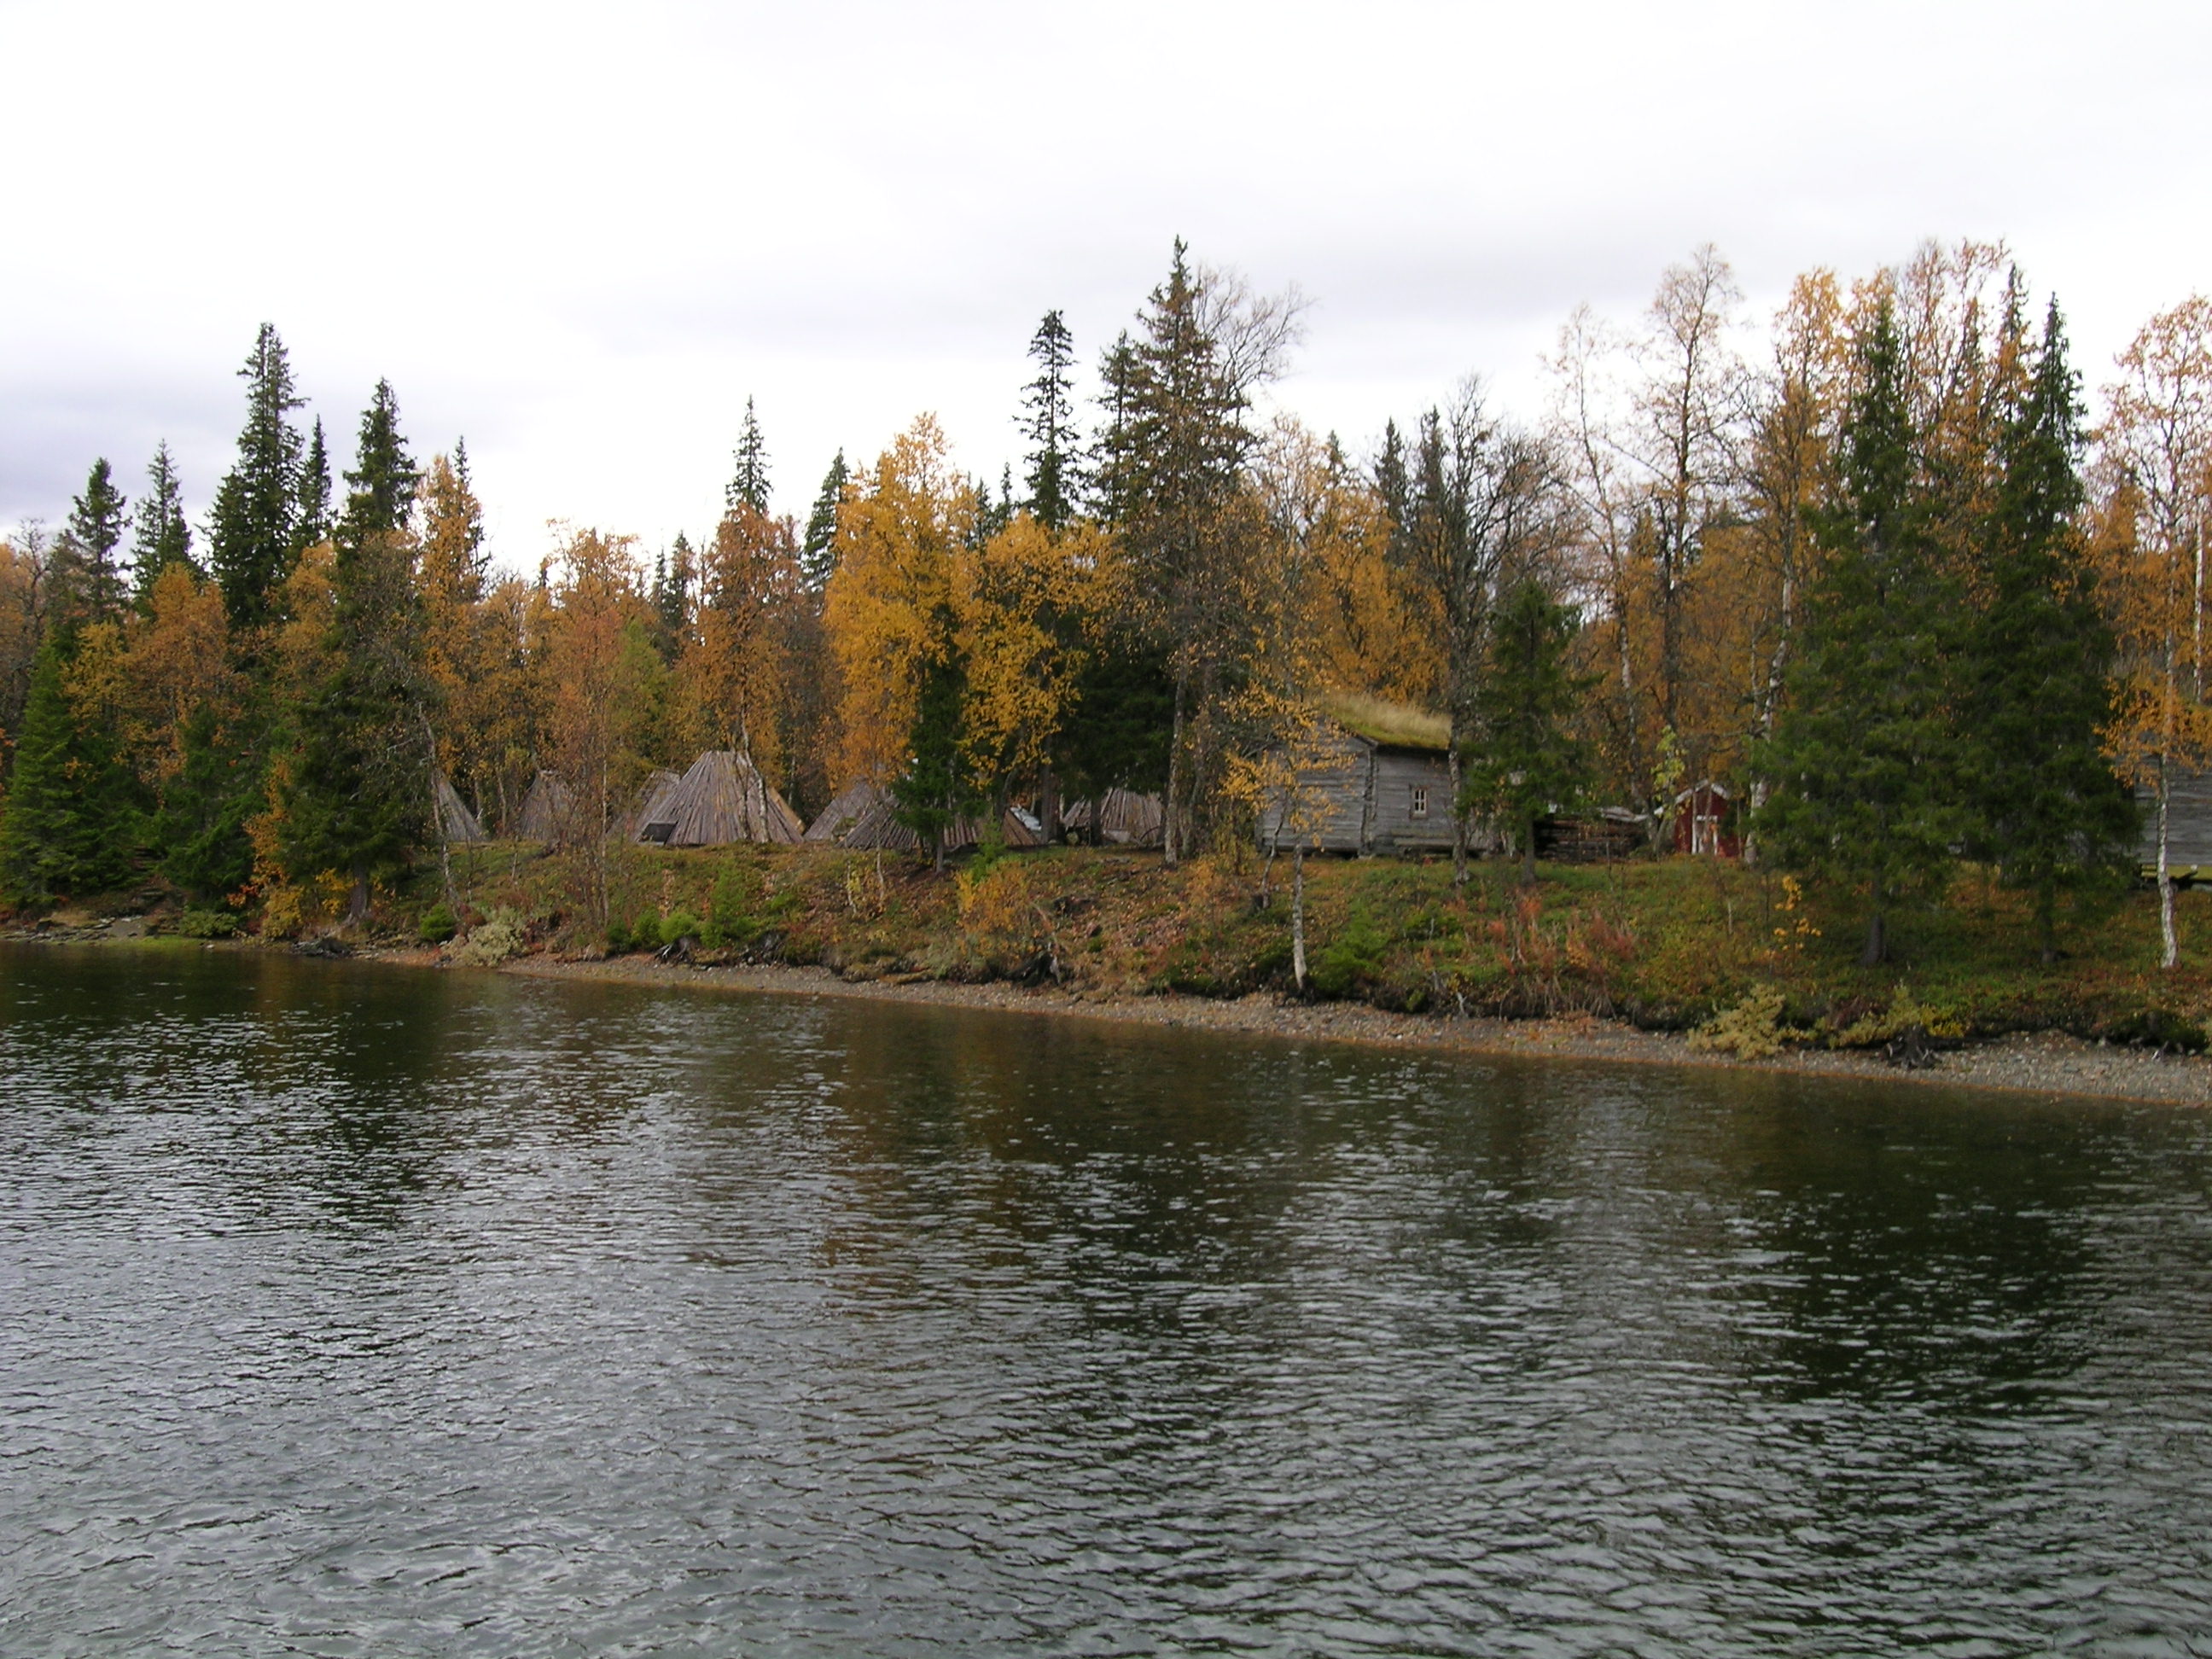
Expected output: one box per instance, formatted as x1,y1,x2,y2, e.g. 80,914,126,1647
498,954,2212,1109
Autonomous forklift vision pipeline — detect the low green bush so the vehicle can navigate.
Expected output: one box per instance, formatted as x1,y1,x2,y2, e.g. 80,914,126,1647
418,902,458,945
178,908,238,940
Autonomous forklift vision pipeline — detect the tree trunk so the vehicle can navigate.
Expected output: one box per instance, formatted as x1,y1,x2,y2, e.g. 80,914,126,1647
2159,773,2178,969
1290,842,1307,993
347,859,370,928
2038,885,2058,967
1861,907,1886,969
1447,711,1468,889
1520,813,1536,887
1164,670,1187,869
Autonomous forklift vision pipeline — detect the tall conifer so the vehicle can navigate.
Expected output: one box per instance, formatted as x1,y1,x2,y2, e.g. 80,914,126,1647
296,416,334,551
207,323,306,632
1963,298,2135,958
800,451,847,590
1757,302,1964,965
339,381,417,544
1022,310,1081,529
59,458,130,625
131,441,195,607
729,398,771,516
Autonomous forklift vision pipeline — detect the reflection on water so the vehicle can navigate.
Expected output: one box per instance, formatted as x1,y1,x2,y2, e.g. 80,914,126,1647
3,943,2209,1656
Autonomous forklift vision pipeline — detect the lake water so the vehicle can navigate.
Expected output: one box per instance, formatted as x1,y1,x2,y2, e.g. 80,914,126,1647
3,943,2210,1656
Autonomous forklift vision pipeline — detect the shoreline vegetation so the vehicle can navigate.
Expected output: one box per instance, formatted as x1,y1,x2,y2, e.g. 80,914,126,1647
8,240,2212,1100
12,839,2212,1109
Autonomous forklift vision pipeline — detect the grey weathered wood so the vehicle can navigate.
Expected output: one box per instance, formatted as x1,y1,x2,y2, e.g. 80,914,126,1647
2138,771,2212,868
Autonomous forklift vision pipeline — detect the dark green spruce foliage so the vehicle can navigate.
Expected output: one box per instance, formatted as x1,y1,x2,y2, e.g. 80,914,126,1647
800,451,847,590
728,398,771,516
891,610,975,870
0,637,141,902
1462,579,1591,882
282,388,430,920
339,381,417,543
131,441,196,606
57,458,130,625
207,323,306,632
156,703,261,903
1022,309,1080,530
1964,300,2135,958
295,416,334,551
1758,304,1964,966
1053,637,1174,815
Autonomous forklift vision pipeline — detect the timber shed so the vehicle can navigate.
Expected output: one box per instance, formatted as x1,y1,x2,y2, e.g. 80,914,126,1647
2137,771,2212,878
1255,696,1457,857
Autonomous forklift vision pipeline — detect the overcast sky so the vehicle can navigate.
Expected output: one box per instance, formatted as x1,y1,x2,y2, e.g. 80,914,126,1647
4,0,2208,569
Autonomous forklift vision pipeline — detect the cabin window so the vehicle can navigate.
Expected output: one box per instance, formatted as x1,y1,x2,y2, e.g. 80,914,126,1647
1410,785,1429,819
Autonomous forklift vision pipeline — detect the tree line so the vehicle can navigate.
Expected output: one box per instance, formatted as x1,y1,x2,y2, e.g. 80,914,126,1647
2,239,2208,965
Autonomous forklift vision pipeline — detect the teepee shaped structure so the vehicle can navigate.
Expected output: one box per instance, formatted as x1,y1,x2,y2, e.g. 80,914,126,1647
515,770,576,841
637,751,804,846
434,774,486,843
805,779,886,843
614,768,683,841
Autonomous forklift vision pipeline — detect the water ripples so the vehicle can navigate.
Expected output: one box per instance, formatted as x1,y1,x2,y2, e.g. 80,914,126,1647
3,944,2211,1655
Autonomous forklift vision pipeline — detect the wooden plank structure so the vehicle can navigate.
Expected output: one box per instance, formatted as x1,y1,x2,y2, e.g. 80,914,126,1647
614,769,683,841
2137,771,2212,881
515,770,575,841
1535,807,1646,863
1061,788,1164,847
1670,780,1739,858
637,751,803,847
804,780,883,844
833,795,1048,853
434,774,486,843
1255,696,1456,856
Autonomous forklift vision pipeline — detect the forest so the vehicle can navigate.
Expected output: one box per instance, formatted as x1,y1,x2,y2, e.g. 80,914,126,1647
3,238,2210,978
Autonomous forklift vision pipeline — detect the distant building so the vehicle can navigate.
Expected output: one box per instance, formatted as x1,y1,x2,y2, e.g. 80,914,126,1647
1255,696,1458,857
2136,771,2212,878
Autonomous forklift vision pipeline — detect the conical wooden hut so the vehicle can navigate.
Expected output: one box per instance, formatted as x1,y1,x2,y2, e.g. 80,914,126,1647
434,774,486,843
805,779,886,844
834,796,1046,853
637,751,803,846
1062,788,1164,847
614,769,683,841
515,770,576,841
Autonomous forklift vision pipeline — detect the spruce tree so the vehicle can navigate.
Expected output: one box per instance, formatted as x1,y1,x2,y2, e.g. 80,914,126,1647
1462,579,1592,884
1022,309,1081,529
207,323,306,632
295,416,334,551
800,451,847,590
0,637,141,901
891,609,975,871
282,391,429,923
728,398,771,516
1757,302,1964,966
1964,298,2136,959
339,381,417,544
58,457,130,625
131,441,195,607
155,702,259,903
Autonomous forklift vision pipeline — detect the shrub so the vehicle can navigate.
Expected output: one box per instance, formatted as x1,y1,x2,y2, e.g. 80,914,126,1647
1309,909,1388,998
452,906,528,967
1829,987,1965,1049
1689,984,1789,1059
661,910,702,948
2102,1006,2209,1054
418,901,458,945
706,867,760,950
178,907,238,940
605,915,632,953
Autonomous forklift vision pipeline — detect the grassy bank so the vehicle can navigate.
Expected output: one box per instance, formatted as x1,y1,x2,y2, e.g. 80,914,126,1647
200,840,2212,1055
18,839,2212,1055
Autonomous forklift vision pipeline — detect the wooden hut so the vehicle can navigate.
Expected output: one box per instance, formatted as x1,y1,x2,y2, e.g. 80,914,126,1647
805,779,885,844
832,795,1046,853
434,774,486,843
1535,806,1646,862
515,770,575,841
2137,771,2212,878
637,751,803,846
614,769,683,841
1062,788,1165,847
1255,696,1455,856
1670,780,1739,858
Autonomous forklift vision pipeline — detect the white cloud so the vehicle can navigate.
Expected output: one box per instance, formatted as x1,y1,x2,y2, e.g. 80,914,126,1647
3,0,2206,567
